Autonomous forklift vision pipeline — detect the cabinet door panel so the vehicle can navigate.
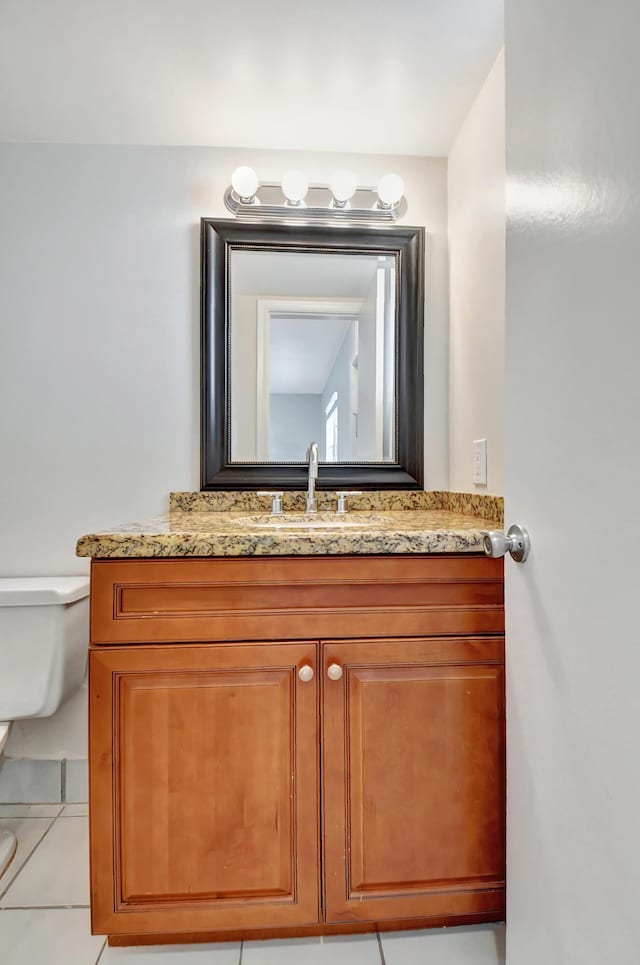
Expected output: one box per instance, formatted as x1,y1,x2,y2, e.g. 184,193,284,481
90,643,319,936
322,637,505,923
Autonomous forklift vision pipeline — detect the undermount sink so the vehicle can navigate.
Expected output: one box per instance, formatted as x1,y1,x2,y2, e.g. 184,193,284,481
232,512,390,530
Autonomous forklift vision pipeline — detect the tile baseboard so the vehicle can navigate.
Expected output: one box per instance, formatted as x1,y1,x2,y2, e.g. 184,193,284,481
0,758,87,805
63,760,88,804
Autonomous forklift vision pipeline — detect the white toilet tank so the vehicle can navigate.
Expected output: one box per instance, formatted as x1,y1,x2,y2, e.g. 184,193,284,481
0,577,90,719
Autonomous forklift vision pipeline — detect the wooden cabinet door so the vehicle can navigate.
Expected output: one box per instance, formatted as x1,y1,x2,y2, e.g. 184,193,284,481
89,642,319,937
322,637,505,924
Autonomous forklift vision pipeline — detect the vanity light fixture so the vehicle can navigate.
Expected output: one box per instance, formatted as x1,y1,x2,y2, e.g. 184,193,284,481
224,168,407,224
329,170,358,208
230,166,259,204
376,173,405,209
281,170,309,206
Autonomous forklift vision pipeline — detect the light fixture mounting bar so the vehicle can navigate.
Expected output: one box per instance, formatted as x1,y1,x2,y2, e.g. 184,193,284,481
224,183,407,225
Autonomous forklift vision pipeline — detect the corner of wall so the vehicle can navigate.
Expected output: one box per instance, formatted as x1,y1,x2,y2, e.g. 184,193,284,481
447,49,505,496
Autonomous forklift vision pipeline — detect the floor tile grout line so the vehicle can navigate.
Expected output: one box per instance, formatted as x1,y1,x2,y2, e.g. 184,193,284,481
60,759,67,805
0,903,91,910
94,938,107,964
376,931,387,965
0,807,64,818
0,811,60,900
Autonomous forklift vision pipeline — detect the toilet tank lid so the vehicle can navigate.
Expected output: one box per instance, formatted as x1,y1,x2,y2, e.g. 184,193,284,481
0,577,90,606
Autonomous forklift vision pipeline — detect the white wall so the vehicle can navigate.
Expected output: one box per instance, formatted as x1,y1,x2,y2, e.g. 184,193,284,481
0,144,447,760
269,394,322,463
505,2,640,962
230,293,259,461
0,145,448,581
448,50,505,494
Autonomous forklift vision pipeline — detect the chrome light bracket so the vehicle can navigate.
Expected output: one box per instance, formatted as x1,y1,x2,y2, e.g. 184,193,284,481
224,183,407,225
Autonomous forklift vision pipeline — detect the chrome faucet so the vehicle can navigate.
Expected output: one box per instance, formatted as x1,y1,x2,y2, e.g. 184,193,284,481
305,441,319,513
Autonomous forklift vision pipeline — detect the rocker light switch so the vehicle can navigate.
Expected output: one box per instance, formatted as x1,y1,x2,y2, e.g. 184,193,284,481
473,439,487,486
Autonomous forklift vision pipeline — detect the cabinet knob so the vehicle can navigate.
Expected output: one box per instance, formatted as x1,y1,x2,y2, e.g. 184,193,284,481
298,664,314,682
327,663,343,681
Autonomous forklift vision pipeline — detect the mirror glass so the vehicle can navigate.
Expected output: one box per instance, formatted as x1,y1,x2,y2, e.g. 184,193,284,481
229,249,397,464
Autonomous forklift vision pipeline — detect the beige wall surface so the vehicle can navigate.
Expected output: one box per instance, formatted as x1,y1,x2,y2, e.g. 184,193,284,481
0,144,447,761
448,50,505,494
0,144,448,580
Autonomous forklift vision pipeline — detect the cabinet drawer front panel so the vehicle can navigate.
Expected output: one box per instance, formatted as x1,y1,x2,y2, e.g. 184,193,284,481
91,556,504,643
322,637,505,923
90,643,319,936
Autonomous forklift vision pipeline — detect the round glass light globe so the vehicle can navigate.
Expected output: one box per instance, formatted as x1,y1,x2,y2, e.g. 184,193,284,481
330,170,357,204
231,166,259,200
377,173,404,207
282,170,309,204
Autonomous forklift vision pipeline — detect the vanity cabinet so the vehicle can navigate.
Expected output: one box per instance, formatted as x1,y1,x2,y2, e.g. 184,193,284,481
88,555,505,944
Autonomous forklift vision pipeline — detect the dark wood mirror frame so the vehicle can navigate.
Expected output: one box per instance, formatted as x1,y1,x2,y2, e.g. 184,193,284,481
201,218,424,490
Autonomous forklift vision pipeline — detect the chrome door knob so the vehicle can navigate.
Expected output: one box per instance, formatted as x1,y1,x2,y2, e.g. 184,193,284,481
327,663,343,681
482,524,531,563
298,665,314,682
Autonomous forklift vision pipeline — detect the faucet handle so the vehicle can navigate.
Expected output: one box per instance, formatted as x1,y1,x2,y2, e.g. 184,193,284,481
257,491,285,516
335,491,363,514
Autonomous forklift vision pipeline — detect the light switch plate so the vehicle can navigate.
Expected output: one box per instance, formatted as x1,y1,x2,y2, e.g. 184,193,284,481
473,438,487,486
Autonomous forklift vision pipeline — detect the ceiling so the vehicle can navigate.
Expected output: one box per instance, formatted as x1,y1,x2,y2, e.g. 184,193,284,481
0,0,503,155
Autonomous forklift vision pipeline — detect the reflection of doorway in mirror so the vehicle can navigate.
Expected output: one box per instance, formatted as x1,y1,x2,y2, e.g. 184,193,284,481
254,295,396,463
255,298,361,463
325,392,339,462
381,263,396,462
350,352,359,452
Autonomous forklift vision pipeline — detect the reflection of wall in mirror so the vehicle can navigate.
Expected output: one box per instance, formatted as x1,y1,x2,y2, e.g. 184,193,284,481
230,293,259,461
269,394,323,462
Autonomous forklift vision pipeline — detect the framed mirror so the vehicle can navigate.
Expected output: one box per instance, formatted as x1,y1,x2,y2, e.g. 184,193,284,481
201,219,424,490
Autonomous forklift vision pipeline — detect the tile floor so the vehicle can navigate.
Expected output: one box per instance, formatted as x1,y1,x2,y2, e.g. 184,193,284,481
0,805,505,964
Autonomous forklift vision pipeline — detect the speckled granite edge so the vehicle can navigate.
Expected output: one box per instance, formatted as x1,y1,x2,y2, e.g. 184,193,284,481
76,527,492,560
169,490,504,522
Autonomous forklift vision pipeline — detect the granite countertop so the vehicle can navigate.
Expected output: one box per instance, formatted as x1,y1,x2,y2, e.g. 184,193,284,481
76,491,503,559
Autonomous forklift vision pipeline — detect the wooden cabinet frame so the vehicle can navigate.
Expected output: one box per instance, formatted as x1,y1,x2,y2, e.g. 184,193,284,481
88,555,505,944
